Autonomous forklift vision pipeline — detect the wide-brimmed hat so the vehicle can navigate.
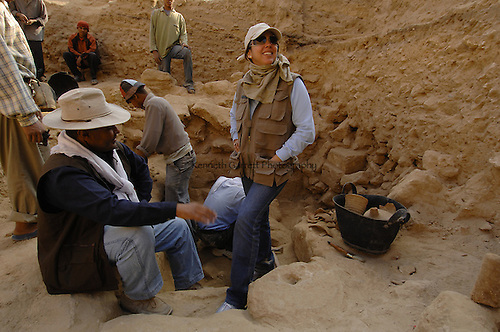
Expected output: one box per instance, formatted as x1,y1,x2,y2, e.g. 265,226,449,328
43,88,131,130
119,79,146,101
237,23,282,61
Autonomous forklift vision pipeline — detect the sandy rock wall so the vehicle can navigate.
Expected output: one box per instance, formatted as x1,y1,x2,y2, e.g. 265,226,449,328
41,0,500,225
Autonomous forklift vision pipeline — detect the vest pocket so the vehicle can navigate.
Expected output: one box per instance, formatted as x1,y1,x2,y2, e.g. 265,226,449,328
57,244,102,291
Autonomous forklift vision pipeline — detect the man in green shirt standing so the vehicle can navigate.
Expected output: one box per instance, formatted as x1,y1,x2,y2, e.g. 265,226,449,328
150,0,195,94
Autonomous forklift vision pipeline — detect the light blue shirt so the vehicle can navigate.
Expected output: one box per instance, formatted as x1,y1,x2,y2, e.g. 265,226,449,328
198,176,245,231
229,78,315,162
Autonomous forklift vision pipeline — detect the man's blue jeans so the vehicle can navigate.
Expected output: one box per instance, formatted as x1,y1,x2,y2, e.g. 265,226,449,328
225,177,286,308
103,217,203,300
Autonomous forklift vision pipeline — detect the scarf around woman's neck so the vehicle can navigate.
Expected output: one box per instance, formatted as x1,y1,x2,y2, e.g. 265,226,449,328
51,130,139,202
242,53,294,104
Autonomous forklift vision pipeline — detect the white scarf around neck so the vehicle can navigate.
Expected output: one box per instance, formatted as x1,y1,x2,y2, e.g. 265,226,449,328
51,130,139,202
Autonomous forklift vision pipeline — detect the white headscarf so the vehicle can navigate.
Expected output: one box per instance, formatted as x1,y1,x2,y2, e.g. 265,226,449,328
51,131,139,202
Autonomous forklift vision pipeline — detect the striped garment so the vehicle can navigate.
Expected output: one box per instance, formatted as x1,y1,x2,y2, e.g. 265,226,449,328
0,0,38,127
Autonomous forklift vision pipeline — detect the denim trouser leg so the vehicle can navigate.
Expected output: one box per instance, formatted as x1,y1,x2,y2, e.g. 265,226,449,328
159,45,194,87
104,218,203,300
165,150,196,204
225,178,286,308
153,217,204,290
104,225,162,301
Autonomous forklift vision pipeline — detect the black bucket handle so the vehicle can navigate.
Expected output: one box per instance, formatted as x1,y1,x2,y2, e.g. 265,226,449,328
384,209,411,228
341,182,357,195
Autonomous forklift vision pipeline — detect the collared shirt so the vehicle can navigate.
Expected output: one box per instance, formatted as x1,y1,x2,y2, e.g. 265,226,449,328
0,0,38,127
38,143,177,227
149,7,188,58
137,93,191,163
229,77,315,162
8,0,48,41
198,176,245,231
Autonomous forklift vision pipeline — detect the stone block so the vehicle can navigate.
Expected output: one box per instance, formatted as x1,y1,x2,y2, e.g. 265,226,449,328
422,150,460,179
319,162,343,193
327,147,367,174
415,291,498,332
191,101,230,131
471,253,500,308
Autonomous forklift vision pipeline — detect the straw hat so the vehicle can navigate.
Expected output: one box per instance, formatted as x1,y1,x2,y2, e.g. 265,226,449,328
43,88,131,130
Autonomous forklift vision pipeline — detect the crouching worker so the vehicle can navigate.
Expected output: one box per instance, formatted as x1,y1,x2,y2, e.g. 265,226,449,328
36,88,216,315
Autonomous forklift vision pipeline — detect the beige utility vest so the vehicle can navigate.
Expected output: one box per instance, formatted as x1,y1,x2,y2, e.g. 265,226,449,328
234,75,300,187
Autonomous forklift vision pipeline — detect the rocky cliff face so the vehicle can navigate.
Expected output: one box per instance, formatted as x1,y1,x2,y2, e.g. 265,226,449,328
44,0,499,225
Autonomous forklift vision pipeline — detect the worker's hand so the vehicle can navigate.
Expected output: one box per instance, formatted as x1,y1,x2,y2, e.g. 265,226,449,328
15,13,28,24
233,139,240,153
21,119,47,143
26,19,37,25
270,155,282,162
181,43,191,50
76,56,82,67
152,50,161,65
176,202,216,225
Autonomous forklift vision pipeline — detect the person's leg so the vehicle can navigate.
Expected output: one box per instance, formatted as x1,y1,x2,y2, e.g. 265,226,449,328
152,217,204,290
159,46,179,73
104,225,163,300
62,51,82,79
86,52,101,80
0,115,48,237
164,150,196,204
224,178,286,308
197,223,235,251
28,40,45,80
161,45,194,89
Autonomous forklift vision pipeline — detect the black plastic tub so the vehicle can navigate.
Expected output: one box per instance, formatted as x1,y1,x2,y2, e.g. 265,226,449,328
333,183,410,254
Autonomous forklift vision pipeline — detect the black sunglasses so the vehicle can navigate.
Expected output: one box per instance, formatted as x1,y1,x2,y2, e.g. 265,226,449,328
252,34,279,46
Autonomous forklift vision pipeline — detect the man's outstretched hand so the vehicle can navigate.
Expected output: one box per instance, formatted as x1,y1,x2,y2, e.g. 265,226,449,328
176,202,216,225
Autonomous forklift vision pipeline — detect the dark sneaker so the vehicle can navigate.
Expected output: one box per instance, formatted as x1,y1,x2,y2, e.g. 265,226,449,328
119,295,173,315
187,86,195,94
91,79,98,85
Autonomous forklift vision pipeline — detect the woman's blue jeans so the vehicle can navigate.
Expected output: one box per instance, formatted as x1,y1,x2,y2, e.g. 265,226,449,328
225,177,286,308
104,217,203,300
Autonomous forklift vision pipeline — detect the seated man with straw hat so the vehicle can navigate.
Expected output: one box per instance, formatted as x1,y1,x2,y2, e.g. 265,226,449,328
37,88,216,315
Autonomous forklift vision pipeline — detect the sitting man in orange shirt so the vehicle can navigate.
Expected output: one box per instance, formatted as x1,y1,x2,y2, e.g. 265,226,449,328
62,20,101,85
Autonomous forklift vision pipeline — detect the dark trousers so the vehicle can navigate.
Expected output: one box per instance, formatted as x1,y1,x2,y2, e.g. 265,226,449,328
28,40,44,79
63,51,101,79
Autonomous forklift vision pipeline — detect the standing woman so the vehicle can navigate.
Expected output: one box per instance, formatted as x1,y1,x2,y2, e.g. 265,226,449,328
217,23,315,312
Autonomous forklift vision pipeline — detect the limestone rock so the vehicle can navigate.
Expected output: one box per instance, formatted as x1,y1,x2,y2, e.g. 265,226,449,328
140,68,177,95
388,169,443,207
415,291,499,332
162,94,192,120
471,253,500,308
422,150,460,179
319,162,343,193
327,147,367,174
247,258,371,330
190,101,230,131
291,221,314,262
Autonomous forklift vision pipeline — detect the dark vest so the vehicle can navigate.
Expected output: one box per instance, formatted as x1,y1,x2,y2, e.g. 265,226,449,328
234,75,299,187
37,144,131,294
